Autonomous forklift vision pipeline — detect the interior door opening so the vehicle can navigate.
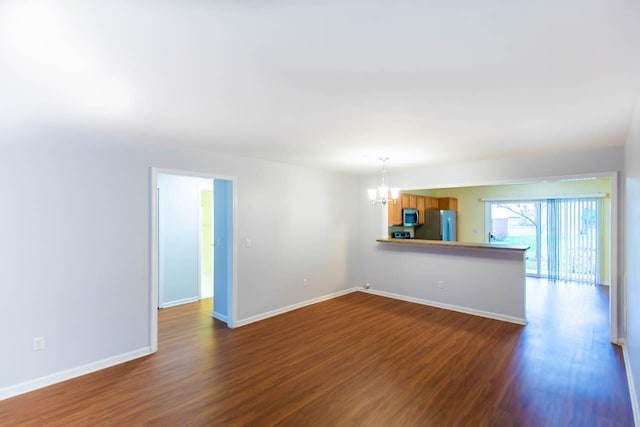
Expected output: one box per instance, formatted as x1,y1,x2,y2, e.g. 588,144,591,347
157,174,213,308
151,168,236,353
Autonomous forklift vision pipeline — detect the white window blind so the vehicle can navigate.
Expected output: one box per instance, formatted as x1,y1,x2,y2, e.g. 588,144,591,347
546,198,600,284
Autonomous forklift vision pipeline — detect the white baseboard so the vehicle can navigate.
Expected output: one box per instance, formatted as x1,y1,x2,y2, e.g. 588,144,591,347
160,296,199,309
235,287,358,327
358,287,527,325
621,340,640,427
212,311,228,323
0,347,151,401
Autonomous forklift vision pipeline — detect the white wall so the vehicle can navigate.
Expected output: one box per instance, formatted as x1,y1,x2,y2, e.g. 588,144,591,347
365,244,526,324
625,99,640,417
0,126,359,393
357,146,625,333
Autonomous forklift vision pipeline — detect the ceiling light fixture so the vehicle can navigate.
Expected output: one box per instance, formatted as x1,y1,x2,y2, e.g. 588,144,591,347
368,157,400,206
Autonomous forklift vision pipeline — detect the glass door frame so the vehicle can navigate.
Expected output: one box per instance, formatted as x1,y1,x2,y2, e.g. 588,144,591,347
485,200,544,277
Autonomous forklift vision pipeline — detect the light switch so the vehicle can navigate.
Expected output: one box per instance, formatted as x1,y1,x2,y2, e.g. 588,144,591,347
245,238,252,248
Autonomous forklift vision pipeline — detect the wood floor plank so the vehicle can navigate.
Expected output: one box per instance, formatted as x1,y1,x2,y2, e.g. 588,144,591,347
0,279,633,426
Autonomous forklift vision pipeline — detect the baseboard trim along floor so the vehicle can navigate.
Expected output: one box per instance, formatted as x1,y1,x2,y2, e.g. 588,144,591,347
0,347,151,401
621,341,640,427
235,287,358,327
359,287,527,325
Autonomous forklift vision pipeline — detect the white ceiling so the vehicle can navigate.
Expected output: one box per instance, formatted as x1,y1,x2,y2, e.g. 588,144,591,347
1,0,639,174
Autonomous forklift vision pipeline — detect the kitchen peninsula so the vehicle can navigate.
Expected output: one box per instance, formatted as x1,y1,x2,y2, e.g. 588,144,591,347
371,193,530,325
368,238,530,325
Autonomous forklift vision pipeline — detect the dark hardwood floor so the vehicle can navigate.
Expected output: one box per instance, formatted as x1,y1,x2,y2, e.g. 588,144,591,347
1,279,633,426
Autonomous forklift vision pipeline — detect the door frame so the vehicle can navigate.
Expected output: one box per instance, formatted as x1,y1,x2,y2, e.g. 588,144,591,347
150,167,238,353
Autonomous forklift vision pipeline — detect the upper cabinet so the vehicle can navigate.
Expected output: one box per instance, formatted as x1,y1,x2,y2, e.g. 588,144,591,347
416,197,425,220
401,194,411,209
388,194,458,226
425,197,439,210
389,199,403,226
438,197,458,211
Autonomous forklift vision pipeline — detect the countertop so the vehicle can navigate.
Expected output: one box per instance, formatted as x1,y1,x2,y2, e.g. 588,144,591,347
377,238,530,251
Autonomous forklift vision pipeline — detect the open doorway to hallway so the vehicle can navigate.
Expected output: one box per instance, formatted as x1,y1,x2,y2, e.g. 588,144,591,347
157,173,213,308
150,168,236,353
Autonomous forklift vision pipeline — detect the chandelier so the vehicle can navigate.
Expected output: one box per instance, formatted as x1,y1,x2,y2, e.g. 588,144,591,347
367,157,400,206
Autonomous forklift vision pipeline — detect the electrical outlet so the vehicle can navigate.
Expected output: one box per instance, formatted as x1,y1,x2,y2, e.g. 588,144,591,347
33,336,45,351
438,280,444,289
303,278,308,287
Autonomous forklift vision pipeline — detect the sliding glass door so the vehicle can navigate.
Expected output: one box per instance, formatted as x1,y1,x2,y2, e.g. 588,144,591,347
488,202,542,275
488,198,600,284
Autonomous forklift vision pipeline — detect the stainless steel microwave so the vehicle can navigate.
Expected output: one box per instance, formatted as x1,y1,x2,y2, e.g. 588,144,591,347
403,209,419,226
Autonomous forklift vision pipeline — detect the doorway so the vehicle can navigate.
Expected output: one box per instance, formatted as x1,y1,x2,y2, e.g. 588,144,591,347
150,168,237,353
157,174,213,308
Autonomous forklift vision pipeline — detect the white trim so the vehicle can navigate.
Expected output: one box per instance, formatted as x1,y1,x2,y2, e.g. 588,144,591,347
358,287,527,326
160,296,199,309
0,347,151,401
229,178,238,328
157,186,163,310
212,311,228,323
150,170,159,352
622,341,640,427
399,171,618,192
235,288,358,327
610,171,619,343
480,193,607,202
197,189,203,300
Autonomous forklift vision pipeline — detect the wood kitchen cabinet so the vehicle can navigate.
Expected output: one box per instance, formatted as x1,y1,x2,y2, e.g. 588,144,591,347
389,194,411,226
416,196,425,225
388,199,403,226
424,197,439,210
401,194,411,209
438,197,458,211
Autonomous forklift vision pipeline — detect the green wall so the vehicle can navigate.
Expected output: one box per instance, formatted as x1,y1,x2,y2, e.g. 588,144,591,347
405,178,612,284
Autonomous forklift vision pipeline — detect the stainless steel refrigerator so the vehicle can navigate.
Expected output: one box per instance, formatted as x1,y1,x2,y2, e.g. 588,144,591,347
415,210,457,241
